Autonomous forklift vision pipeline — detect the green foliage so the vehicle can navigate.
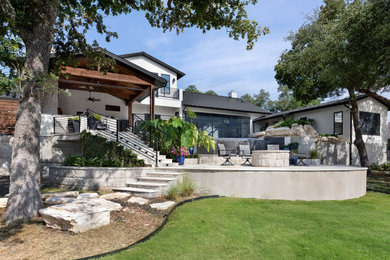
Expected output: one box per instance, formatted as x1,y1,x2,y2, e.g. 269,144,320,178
68,116,79,121
63,131,144,167
370,162,390,172
274,118,311,128
166,175,196,200
93,113,102,121
137,117,215,158
318,133,338,137
185,108,197,120
204,90,218,96
310,150,319,159
241,86,321,112
275,0,390,103
185,85,202,93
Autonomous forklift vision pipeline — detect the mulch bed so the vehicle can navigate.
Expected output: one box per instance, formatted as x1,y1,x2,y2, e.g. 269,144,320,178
0,195,187,260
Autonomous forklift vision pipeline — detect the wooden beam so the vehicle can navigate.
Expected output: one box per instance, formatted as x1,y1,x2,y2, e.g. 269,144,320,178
128,102,133,128
125,89,148,105
58,79,144,92
62,67,152,87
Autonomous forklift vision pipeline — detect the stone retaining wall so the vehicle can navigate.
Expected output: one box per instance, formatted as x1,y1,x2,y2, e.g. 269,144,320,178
49,166,152,190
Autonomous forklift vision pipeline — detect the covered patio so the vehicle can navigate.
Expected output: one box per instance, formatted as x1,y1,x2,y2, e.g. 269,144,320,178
43,49,167,125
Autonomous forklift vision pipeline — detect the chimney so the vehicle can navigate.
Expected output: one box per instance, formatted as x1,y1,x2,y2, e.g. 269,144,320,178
228,90,238,98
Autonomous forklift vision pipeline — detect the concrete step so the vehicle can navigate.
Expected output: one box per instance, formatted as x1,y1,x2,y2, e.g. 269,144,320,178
112,187,160,198
147,172,183,177
137,176,177,182
126,181,168,189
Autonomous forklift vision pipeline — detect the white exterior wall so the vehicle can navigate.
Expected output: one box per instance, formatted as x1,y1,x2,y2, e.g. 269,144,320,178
253,97,388,165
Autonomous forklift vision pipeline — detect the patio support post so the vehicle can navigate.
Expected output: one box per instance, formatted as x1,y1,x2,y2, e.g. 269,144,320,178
149,85,155,119
128,102,133,130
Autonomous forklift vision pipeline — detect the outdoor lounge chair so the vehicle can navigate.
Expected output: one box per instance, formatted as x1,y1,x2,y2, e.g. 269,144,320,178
287,143,309,165
239,144,252,166
218,143,236,166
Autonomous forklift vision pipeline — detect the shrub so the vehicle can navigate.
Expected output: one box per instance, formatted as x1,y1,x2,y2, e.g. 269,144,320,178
310,150,319,159
68,116,79,121
93,113,102,121
319,133,338,137
274,118,312,129
63,131,144,167
370,163,380,171
166,183,181,200
180,175,196,197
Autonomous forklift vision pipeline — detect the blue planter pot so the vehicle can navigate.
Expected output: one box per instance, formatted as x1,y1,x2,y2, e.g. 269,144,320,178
177,155,185,165
290,157,298,165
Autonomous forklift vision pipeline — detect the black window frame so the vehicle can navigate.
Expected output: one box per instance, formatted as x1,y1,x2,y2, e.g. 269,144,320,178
360,111,380,136
160,74,170,95
333,111,343,135
105,105,121,112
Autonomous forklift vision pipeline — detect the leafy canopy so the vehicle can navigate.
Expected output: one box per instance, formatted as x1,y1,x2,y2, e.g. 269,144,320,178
274,0,390,102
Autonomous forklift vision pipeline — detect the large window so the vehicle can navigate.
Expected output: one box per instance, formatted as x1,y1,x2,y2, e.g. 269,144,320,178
161,74,170,95
360,111,380,135
333,111,343,135
186,112,250,138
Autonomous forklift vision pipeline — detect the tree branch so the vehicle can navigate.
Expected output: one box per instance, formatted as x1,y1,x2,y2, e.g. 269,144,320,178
0,0,16,21
359,89,390,107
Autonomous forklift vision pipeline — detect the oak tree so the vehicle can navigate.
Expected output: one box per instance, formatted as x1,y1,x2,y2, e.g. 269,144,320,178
0,0,269,224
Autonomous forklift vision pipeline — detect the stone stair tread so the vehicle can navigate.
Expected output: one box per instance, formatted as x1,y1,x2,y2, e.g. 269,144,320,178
138,176,177,181
147,172,183,176
126,181,168,187
112,187,159,193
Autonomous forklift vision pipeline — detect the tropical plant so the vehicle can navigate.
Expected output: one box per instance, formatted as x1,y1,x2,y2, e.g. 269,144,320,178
93,113,102,121
137,116,215,158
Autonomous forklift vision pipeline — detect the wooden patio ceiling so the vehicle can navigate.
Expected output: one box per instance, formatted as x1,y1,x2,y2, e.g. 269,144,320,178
58,66,155,105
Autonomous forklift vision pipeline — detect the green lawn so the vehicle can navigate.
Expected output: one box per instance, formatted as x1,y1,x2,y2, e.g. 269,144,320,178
106,192,390,260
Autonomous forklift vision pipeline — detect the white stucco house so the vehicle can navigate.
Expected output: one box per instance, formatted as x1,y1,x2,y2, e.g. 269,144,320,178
253,95,390,165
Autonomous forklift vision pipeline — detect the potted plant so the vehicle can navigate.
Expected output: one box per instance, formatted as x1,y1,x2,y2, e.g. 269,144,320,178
290,151,298,165
67,116,80,133
171,146,189,165
88,113,101,130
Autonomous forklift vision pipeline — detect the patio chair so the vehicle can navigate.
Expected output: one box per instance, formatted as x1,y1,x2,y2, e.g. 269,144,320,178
239,144,252,166
218,143,236,166
287,143,309,165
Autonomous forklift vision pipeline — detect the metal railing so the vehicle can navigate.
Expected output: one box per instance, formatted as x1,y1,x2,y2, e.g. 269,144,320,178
155,88,180,99
53,115,88,134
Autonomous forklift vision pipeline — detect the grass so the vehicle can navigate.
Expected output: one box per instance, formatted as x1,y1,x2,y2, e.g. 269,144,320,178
106,192,390,259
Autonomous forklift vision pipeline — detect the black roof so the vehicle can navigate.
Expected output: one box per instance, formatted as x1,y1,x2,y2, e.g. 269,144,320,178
254,94,389,122
183,91,271,114
119,52,185,79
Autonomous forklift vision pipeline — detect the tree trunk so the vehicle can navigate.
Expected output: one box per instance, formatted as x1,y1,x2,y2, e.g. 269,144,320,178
3,3,59,224
348,90,371,173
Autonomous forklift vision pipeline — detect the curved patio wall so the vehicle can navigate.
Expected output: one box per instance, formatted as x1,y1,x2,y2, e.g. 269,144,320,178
156,166,367,201
49,166,151,191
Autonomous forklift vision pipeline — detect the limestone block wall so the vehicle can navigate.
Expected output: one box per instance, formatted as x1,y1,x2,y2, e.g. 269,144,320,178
49,166,152,190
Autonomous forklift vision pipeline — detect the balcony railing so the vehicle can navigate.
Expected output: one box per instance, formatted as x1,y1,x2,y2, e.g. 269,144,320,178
155,88,180,99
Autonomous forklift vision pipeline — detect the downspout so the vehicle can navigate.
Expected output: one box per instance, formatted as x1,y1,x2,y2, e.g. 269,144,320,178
343,103,353,165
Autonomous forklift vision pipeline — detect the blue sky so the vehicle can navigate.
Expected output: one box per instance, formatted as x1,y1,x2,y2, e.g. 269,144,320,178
86,0,325,100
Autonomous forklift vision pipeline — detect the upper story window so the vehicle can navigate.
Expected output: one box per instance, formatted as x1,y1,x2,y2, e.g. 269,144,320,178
161,74,170,94
360,111,380,135
334,111,343,135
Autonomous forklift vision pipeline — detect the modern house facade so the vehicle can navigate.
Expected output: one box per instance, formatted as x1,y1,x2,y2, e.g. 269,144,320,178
0,50,388,166
253,95,389,165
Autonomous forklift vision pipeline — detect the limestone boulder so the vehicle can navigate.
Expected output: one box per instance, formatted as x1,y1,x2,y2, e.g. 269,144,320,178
45,197,76,205
100,192,130,201
42,191,79,200
77,193,99,199
265,127,291,137
252,131,266,138
150,201,175,211
303,125,318,138
290,124,304,137
39,198,122,233
0,198,7,208
128,197,149,205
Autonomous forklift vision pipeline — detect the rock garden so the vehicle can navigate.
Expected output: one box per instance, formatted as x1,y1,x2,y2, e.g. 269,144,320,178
0,184,202,260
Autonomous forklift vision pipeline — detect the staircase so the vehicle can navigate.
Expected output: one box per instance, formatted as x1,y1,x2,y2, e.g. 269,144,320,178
84,110,178,167
113,171,183,198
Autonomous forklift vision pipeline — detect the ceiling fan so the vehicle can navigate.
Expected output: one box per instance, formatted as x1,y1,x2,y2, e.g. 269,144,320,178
88,90,101,102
